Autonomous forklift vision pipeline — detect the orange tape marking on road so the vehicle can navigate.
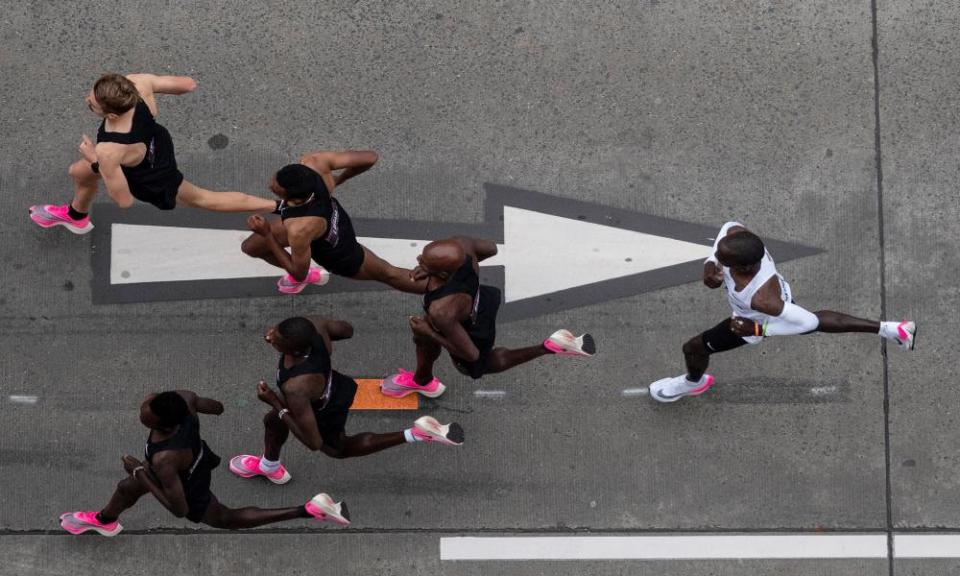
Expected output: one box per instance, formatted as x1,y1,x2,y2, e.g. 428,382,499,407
350,379,419,410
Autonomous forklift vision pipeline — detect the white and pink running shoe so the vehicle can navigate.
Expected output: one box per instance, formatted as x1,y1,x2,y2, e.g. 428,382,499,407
304,493,350,526
29,204,93,234
883,320,917,351
60,511,122,537
649,373,715,403
277,267,329,295
229,455,292,484
381,369,446,398
411,416,465,446
544,329,596,356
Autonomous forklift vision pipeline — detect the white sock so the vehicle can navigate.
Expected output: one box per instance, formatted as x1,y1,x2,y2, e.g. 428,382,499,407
404,428,420,443
878,321,898,340
259,456,280,473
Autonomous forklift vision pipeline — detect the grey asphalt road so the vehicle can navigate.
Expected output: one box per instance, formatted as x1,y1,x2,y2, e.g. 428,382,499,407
1,1,957,574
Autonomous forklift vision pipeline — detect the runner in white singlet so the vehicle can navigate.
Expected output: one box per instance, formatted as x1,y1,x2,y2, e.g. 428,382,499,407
649,221,916,403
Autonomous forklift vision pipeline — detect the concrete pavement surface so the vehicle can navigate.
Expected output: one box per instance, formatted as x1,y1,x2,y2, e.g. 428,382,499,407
1,1,957,574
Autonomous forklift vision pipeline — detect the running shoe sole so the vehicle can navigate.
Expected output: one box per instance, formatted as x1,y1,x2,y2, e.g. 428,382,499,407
545,331,596,356
306,494,350,526
413,416,465,446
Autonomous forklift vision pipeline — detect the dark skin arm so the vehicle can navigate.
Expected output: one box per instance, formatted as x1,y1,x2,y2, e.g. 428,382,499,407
175,389,224,416
412,307,481,362
123,453,190,518
453,236,498,262
299,150,379,191
257,380,323,451
306,317,354,342
246,215,318,282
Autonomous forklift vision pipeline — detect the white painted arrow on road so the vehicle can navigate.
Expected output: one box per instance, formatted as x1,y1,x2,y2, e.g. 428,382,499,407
110,206,713,303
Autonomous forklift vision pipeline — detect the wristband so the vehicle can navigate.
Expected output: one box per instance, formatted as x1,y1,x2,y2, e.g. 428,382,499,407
754,322,761,337
90,161,100,174
278,408,290,420
132,465,144,476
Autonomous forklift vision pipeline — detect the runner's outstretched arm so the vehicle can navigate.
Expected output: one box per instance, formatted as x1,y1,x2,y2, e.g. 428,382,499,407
127,73,197,95
299,150,378,188
175,390,224,416
308,318,355,341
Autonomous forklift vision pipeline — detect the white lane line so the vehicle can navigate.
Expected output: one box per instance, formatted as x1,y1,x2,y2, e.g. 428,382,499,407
8,395,38,404
440,535,888,560
473,390,507,399
895,534,960,558
621,388,649,397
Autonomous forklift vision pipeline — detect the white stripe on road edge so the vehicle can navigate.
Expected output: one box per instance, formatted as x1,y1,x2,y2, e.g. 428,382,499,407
442,534,960,561
895,534,960,558
441,535,888,560
8,395,38,404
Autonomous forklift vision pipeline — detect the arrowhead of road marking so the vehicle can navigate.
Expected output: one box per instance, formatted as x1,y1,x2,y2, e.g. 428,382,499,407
484,207,713,302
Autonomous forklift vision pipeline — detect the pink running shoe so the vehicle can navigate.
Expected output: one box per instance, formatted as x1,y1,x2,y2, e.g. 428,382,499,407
29,204,93,234
411,416,465,446
894,321,917,351
304,493,350,526
544,329,596,356
59,511,122,537
229,455,292,484
277,267,330,294
381,369,446,398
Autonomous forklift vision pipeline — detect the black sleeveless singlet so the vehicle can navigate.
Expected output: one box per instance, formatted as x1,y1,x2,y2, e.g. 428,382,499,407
97,100,184,210
278,170,365,277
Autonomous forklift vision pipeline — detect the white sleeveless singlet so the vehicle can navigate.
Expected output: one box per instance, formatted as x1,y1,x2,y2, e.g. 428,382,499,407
723,250,792,342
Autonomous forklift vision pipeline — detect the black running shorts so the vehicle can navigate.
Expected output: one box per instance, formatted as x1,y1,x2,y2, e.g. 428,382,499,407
451,285,501,379
312,371,358,451
184,442,221,523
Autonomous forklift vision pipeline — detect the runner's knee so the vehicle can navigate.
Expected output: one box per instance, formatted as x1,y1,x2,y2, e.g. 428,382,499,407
68,160,95,181
242,235,265,257
263,409,286,431
116,476,143,498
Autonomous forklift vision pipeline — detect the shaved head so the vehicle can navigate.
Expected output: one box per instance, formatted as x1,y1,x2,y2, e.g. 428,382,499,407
421,240,465,273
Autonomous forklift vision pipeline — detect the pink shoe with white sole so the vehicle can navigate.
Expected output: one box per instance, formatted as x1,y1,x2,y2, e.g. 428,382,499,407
305,493,350,526
60,511,122,537
381,369,446,398
544,330,596,357
229,455,292,484
411,416,464,446
277,267,329,294
30,204,93,234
